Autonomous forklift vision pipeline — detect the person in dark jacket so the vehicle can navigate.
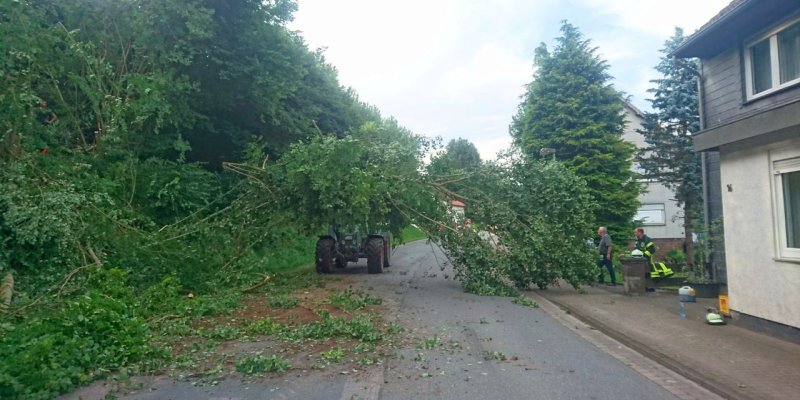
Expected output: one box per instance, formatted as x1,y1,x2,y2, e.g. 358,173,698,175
634,227,673,279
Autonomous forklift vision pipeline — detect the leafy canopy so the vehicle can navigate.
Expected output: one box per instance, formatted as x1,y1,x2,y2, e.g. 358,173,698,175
237,130,599,294
267,119,433,237
425,152,598,293
428,138,482,175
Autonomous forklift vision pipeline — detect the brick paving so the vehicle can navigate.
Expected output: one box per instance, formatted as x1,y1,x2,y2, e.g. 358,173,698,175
530,285,800,400
529,290,724,400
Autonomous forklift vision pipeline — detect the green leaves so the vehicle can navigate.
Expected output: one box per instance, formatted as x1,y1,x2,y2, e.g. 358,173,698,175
0,269,153,399
428,138,482,176
637,27,703,268
235,354,291,375
328,288,382,311
0,6,613,398
510,21,639,238
270,119,428,237
423,154,598,292
637,28,702,206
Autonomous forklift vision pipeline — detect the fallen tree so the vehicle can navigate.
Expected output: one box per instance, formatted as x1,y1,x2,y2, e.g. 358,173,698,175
227,124,598,295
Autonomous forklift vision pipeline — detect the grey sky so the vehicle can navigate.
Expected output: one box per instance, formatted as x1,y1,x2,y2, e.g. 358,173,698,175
290,0,730,160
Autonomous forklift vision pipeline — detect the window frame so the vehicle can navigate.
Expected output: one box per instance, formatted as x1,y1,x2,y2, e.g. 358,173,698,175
635,203,666,226
772,156,800,261
744,16,800,101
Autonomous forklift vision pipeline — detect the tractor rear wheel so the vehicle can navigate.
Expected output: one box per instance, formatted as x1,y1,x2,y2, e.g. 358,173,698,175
367,237,384,274
383,233,392,268
316,238,334,274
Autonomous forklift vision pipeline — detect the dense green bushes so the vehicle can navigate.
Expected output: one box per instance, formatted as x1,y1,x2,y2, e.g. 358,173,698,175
0,269,156,399
0,1,390,397
0,0,355,296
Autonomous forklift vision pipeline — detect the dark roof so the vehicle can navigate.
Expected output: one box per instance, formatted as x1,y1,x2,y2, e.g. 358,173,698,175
673,0,800,58
691,0,748,36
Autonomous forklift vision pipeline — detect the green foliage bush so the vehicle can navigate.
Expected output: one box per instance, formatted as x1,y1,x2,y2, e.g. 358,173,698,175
665,248,687,268
0,269,156,399
0,0,371,297
0,160,111,291
0,267,260,398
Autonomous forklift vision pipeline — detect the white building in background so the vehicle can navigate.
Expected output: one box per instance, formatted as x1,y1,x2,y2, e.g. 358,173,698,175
622,101,685,250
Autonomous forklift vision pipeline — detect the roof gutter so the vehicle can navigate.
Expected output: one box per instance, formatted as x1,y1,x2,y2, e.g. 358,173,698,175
671,0,754,58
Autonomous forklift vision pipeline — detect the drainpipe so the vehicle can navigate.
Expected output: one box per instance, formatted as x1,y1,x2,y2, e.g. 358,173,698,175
697,60,714,280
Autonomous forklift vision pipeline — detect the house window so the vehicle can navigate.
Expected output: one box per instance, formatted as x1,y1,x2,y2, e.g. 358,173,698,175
774,157,800,260
745,18,800,99
635,204,665,226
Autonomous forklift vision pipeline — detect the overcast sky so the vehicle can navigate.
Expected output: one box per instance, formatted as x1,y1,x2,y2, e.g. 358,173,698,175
289,0,730,160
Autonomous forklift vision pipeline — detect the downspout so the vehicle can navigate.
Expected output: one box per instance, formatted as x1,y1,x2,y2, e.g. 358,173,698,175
697,60,713,279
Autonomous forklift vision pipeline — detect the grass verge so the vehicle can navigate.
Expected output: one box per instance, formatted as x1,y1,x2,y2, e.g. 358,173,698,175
399,225,427,244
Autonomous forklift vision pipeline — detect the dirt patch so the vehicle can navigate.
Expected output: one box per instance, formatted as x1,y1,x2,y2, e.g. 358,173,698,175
188,277,360,331
229,276,385,324
158,275,400,378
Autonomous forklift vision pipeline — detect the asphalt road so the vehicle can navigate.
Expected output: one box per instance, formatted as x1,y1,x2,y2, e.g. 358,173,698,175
71,241,681,400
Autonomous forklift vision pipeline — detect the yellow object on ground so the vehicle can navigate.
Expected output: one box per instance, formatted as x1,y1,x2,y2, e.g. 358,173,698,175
649,262,674,279
719,295,730,316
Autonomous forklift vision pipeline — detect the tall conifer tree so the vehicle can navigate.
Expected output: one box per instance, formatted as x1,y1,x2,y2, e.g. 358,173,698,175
511,21,639,238
637,28,703,268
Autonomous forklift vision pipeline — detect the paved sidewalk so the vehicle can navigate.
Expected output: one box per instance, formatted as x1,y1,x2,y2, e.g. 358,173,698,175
528,285,800,400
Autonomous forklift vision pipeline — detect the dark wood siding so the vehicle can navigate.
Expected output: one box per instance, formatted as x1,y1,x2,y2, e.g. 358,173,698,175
702,46,800,130
701,48,743,128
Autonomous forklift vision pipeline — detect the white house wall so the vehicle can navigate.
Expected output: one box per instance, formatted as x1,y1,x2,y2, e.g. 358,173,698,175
719,136,800,328
622,103,684,240
639,181,684,239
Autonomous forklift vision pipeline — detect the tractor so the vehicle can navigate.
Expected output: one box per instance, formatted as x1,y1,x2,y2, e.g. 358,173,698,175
315,226,392,274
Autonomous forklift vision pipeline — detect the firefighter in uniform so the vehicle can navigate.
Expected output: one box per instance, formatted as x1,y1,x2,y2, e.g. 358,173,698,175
634,227,674,279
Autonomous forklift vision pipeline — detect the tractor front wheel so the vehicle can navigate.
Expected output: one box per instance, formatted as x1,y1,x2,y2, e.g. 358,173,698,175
316,238,335,274
367,237,384,274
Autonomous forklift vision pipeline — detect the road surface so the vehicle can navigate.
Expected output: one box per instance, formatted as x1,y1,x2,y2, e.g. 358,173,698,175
69,241,694,400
